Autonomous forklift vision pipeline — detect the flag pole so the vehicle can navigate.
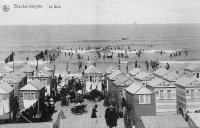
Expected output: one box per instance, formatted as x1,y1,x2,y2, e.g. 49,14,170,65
13,52,15,72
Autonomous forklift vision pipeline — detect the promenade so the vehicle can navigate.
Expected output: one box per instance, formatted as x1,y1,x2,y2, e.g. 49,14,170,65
52,100,125,128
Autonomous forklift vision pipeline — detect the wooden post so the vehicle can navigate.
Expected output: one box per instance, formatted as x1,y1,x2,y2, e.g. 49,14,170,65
36,59,38,70
13,52,15,72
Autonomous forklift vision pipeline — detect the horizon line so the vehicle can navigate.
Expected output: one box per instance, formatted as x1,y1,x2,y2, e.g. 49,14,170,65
0,23,200,26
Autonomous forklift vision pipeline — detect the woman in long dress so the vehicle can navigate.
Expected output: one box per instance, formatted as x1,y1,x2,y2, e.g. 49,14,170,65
105,106,118,128
91,104,98,118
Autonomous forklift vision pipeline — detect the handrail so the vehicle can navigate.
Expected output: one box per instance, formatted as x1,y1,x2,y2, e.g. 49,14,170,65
17,112,32,123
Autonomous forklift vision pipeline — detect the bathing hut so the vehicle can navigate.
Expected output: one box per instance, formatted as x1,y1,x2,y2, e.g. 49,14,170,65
20,64,34,82
146,77,176,115
84,65,103,93
125,82,156,127
32,69,53,96
0,82,14,120
15,70,27,88
0,73,24,97
19,79,46,111
112,75,133,99
184,64,200,80
175,76,200,117
107,70,123,93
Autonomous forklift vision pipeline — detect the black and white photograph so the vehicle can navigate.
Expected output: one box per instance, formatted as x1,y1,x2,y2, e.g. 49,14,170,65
0,0,200,127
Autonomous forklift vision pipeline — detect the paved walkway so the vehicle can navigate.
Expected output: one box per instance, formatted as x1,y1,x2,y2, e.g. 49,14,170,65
52,100,124,128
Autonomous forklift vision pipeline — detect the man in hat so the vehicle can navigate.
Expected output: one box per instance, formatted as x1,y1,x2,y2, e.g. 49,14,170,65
105,105,118,128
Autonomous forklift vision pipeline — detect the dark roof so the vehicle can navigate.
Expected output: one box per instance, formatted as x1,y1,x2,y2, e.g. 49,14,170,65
1,122,53,128
140,115,189,128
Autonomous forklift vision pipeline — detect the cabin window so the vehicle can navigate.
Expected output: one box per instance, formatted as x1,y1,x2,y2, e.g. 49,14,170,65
30,92,35,100
191,90,194,98
43,79,47,84
167,90,171,99
23,92,28,100
186,90,190,96
146,95,150,103
139,95,151,104
160,90,164,99
139,95,144,103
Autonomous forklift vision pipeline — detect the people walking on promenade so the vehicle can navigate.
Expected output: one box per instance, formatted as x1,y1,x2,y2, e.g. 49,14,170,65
105,105,118,128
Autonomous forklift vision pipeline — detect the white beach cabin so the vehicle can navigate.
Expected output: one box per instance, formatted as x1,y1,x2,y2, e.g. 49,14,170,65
84,65,103,93
146,77,176,115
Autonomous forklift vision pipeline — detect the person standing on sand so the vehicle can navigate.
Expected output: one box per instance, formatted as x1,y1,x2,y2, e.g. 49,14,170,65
91,104,98,118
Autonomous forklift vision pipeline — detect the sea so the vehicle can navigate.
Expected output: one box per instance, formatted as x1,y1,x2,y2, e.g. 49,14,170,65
0,24,200,65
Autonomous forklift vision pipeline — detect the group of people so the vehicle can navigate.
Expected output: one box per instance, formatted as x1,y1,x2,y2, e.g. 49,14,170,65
170,50,188,58
91,104,118,128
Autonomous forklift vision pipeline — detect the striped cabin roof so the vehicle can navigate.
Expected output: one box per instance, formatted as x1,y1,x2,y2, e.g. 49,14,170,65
163,71,182,82
125,82,153,95
185,64,200,72
140,115,189,128
134,72,152,81
129,68,142,76
175,76,200,87
105,65,117,74
107,70,122,80
84,65,101,74
20,79,45,91
113,75,132,86
153,68,171,77
0,82,13,93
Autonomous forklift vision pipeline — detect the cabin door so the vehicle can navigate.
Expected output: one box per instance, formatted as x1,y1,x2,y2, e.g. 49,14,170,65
89,76,92,82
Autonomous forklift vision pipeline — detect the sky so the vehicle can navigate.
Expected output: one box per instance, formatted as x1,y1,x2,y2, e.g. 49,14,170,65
0,0,200,25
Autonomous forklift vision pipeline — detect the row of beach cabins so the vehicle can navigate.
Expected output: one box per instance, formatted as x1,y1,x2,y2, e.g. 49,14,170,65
1,60,200,128
82,62,200,128
0,63,55,123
